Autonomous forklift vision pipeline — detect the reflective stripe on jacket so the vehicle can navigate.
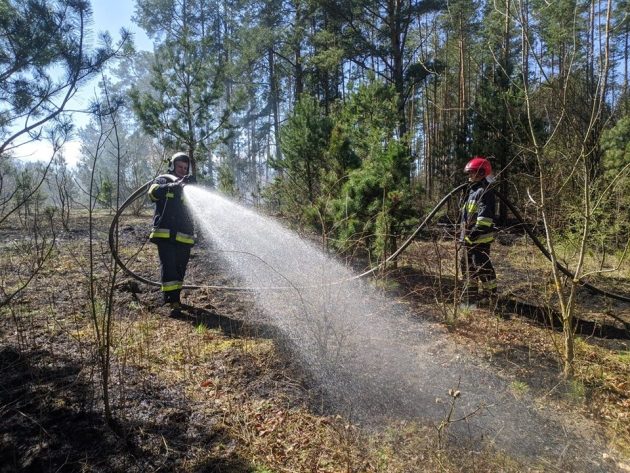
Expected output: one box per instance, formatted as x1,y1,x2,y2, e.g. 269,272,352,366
149,228,195,244
148,174,195,246
461,179,496,245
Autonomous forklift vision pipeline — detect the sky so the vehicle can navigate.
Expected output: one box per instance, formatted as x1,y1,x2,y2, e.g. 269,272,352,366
14,0,153,167
92,0,153,52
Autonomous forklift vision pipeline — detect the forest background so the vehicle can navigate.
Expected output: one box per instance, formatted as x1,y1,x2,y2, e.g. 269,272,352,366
1,0,629,403
1,1,630,470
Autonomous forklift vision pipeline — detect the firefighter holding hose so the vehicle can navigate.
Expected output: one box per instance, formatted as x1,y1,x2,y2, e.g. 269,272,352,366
147,152,196,317
460,156,498,307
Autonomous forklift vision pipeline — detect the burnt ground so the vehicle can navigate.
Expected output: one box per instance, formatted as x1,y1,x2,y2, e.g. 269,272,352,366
0,210,629,472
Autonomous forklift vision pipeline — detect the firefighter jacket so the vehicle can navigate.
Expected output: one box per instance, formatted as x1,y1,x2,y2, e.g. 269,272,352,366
147,174,195,245
460,179,496,245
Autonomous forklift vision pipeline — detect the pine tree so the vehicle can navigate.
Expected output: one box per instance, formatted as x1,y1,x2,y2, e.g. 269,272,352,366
270,94,332,225
0,0,129,157
329,80,415,261
318,0,445,152
469,0,522,223
131,0,227,177
0,0,128,226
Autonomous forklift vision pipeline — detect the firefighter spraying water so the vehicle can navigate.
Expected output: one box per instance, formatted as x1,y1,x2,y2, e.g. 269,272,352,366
147,152,197,317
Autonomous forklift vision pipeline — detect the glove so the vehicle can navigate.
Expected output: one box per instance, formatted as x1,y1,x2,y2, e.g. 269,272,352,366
165,181,183,196
181,174,197,185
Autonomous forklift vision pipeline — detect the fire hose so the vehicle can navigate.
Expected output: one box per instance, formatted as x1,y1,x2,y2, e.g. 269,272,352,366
109,181,629,327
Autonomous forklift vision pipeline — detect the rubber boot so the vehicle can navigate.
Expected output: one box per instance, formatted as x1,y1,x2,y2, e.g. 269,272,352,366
169,302,183,317
479,291,508,318
460,284,480,308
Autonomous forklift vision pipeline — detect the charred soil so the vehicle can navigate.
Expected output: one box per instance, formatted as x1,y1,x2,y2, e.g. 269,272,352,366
0,210,628,472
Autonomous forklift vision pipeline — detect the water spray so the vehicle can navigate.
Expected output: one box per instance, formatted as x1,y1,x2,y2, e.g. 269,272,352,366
107,179,628,467
108,179,630,330
174,184,627,468
108,180,468,290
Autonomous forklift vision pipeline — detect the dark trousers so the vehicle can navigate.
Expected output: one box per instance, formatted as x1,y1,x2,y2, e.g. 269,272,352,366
156,241,191,304
461,243,497,296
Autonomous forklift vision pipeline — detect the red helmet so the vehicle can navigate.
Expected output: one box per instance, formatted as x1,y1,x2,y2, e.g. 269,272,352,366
464,156,492,178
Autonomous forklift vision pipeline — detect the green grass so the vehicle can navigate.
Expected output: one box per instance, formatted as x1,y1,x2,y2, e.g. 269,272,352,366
615,350,630,364
510,380,530,397
195,323,208,335
253,466,275,473
567,379,587,403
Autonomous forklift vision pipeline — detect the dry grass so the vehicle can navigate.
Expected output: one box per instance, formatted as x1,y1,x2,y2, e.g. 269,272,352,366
111,309,528,473
1,211,628,472
401,238,630,458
